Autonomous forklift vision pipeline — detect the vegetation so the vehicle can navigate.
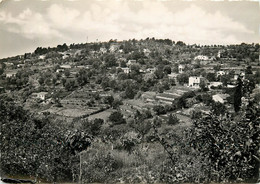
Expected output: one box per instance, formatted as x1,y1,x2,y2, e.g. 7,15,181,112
0,39,259,183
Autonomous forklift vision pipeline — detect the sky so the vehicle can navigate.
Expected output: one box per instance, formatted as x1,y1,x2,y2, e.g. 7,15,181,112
0,0,259,59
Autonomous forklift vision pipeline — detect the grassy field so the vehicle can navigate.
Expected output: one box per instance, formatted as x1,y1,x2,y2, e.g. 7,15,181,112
87,108,114,120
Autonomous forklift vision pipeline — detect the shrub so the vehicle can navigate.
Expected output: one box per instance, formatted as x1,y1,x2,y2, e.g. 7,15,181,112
167,114,180,125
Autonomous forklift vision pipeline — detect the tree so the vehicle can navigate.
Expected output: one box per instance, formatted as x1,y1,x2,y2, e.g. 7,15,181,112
118,72,128,80
109,111,126,125
38,77,44,86
153,105,166,115
64,69,70,77
103,96,114,107
57,43,69,52
163,65,172,74
81,119,104,137
0,97,79,182
234,77,243,112
124,86,136,99
213,65,221,71
76,69,88,86
104,54,117,67
211,101,226,116
245,65,253,75
199,79,208,92
177,73,189,85
154,68,165,79
189,103,260,182
206,73,216,82
167,114,180,125
65,79,76,91
111,98,123,109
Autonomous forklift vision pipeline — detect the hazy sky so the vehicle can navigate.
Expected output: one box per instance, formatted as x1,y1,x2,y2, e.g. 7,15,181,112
0,0,259,58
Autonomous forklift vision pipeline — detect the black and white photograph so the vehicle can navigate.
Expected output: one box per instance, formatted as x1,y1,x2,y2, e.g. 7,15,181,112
0,0,259,183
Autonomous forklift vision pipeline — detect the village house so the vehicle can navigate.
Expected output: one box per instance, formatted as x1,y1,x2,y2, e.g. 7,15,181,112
75,65,87,69
100,47,107,54
194,55,209,61
155,87,191,104
62,53,71,59
118,49,124,53
188,76,207,88
121,67,131,74
146,68,156,73
227,84,236,88
127,60,137,66
156,94,176,104
4,62,14,69
200,60,211,65
138,69,146,73
217,71,226,77
143,48,151,57
39,55,46,60
56,69,64,73
74,50,82,56
32,92,48,101
5,70,17,78
178,64,184,73
209,82,223,89
60,64,72,69
17,64,25,68
212,93,230,104
234,71,245,80
217,50,224,58
109,43,120,52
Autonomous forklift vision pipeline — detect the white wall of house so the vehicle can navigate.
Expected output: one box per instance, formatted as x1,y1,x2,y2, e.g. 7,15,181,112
217,71,225,77
121,67,131,74
189,76,201,88
194,55,209,60
178,65,184,73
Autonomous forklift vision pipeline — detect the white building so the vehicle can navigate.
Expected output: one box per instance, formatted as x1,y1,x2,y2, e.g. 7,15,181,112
194,55,209,61
146,68,156,73
143,48,151,57
188,76,207,88
178,65,184,73
217,71,225,77
209,82,223,88
212,94,230,104
37,92,48,100
5,71,17,78
100,47,107,54
32,92,48,101
62,53,71,59
39,55,46,60
127,60,137,66
109,44,120,52
234,71,245,80
121,67,131,74
60,65,72,69
217,50,221,58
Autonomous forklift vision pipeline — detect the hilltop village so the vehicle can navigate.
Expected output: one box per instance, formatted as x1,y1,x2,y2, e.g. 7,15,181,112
0,38,260,183
1,39,259,121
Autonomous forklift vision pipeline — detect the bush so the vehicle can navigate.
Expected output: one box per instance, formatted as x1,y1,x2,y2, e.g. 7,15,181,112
81,149,123,183
167,114,180,125
109,111,126,125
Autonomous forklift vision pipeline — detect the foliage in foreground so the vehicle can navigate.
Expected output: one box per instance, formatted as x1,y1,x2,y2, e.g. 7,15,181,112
0,97,92,182
1,94,259,183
